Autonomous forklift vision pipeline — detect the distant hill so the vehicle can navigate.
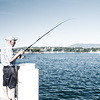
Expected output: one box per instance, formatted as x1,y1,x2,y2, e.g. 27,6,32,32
69,43,100,48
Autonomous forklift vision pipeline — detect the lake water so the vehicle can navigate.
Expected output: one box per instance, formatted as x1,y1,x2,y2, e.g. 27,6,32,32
2,53,100,100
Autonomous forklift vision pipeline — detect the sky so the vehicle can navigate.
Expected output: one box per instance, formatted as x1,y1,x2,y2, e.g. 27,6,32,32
0,0,100,49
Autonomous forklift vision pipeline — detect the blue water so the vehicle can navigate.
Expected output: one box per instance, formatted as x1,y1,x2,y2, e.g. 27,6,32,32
4,53,100,99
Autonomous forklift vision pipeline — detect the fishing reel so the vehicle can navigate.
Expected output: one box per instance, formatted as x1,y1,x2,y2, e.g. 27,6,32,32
21,55,25,59
18,55,25,59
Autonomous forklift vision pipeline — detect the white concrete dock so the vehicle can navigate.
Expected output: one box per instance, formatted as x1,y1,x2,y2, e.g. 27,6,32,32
0,63,39,100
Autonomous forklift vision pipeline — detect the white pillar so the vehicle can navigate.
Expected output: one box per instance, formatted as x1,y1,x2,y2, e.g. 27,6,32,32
18,63,39,100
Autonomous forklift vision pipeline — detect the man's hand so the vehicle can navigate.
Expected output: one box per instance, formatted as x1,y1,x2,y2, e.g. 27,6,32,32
18,50,24,55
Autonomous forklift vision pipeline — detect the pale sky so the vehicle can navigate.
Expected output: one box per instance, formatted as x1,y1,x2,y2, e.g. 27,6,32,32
0,0,100,49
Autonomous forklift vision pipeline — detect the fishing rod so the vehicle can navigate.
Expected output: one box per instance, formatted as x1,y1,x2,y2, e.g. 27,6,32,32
24,19,72,51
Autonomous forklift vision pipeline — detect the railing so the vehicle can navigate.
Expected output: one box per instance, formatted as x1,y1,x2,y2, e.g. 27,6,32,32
0,63,39,100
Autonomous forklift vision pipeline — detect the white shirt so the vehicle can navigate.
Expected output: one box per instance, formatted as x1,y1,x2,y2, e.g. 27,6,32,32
1,43,16,66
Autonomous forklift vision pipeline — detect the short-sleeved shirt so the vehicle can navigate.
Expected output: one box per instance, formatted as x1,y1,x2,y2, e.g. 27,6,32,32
1,43,17,89
1,43,16,66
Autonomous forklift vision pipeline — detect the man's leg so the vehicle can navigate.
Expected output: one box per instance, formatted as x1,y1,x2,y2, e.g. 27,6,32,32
3,86,10,100
10,88,16,100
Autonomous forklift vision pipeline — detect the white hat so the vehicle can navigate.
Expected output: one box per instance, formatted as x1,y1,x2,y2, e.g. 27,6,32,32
5,36,17,41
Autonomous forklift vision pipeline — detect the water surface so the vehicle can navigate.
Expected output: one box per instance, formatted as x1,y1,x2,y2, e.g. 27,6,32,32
12,53,100,99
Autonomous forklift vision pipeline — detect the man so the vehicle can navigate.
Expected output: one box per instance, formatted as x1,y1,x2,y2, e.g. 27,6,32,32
1,36,24,100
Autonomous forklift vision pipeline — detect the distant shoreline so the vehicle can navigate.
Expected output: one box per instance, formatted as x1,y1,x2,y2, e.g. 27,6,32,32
24,51,100,54
1,46,100,54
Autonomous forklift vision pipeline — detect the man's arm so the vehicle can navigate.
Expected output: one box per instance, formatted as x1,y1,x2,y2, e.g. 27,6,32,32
9,50,24,63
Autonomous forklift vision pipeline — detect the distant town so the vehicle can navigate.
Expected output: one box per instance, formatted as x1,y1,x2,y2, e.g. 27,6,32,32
11,46,100,53
1,43,100,53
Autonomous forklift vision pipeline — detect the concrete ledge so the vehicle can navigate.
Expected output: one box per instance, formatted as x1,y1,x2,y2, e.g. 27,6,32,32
0,63,39,100
0,98,5,100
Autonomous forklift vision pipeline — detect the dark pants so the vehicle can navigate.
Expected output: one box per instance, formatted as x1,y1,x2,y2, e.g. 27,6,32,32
3,66,17,89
